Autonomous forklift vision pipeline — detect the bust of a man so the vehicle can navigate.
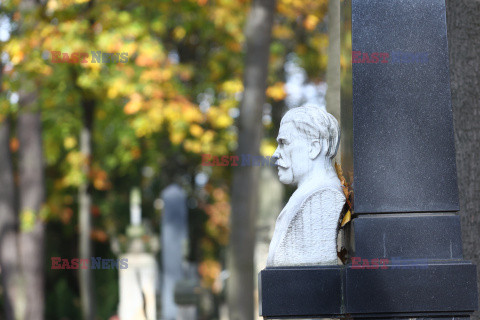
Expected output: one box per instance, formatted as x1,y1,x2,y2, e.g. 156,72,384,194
267,105,346,267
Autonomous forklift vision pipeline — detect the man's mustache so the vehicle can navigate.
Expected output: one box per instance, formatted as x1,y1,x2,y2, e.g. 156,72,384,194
275,159,289,169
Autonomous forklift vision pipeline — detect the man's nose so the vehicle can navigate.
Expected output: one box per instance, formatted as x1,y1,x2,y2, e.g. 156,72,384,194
272,147,280,163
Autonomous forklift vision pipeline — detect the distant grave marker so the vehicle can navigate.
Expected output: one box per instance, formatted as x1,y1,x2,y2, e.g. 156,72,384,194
161,184,188,320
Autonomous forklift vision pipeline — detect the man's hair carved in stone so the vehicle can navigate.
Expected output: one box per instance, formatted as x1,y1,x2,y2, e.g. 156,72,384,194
280,105,340,159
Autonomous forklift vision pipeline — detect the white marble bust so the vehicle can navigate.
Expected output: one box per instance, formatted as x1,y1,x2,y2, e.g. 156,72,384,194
267,105,346,267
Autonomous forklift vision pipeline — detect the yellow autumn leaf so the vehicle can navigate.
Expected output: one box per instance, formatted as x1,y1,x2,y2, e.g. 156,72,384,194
215,114,233,128
201,130,215,144
63,170,84,187
341,210,351,227
190,124,204,137
183,107,203,123
208,106,233,129
47,0,59,12
66,151,85,167
147,106,164,126
132,116,154,137
135,53,156,67
84,61,102,71
11,51,25,65
107,86,119,99
124,93,143,115
260,140,277,157
64,136,77,149
222,79,243,95
173,26,186,40
170,131,185,145
184,140,202,154
273,24,294,39
304,14,319,31
20,209,36,232
266,82,287,101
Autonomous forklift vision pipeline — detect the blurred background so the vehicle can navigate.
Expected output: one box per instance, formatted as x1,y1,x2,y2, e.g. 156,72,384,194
0,0,479,319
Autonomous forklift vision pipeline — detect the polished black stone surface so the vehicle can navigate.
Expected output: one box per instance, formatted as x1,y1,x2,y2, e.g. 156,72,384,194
352,213,463,259
259,263,478,319
354,317,470,320
345,262,478,316
259,266,343,317
340,0,354,187
351,0,459,214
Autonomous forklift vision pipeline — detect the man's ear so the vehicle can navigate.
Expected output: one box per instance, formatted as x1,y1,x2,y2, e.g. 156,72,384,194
308,139,322,159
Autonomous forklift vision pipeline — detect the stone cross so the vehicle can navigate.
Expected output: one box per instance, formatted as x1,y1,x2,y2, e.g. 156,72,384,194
118,188,158,320
130,187,141,227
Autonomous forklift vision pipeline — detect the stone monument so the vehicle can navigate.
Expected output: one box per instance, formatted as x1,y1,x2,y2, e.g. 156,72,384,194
267,105,345,267
259,0,478,318
116,188,159,320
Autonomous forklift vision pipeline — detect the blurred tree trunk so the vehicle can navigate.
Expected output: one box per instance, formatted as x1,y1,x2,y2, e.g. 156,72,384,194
326,0,341,123
79,98,95,320
15,0,46,319
17,87,46,320
227,0,276,319
0,113,21,320
446,1,480,319
76,3,96,317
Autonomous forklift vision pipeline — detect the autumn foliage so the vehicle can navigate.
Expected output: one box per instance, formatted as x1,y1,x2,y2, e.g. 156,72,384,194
1,0,332,316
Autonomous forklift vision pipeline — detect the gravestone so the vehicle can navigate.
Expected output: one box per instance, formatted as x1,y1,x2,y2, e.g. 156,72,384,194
118,253,157,320
117,188,159,320
161,184,188,320
259,0,478,318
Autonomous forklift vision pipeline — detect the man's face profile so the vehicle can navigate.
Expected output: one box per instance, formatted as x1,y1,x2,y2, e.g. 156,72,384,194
273,122,310,185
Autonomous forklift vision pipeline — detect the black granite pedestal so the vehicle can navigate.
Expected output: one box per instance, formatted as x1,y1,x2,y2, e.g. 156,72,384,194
345,261,477,317
259,266,343,318
260,261,478,319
